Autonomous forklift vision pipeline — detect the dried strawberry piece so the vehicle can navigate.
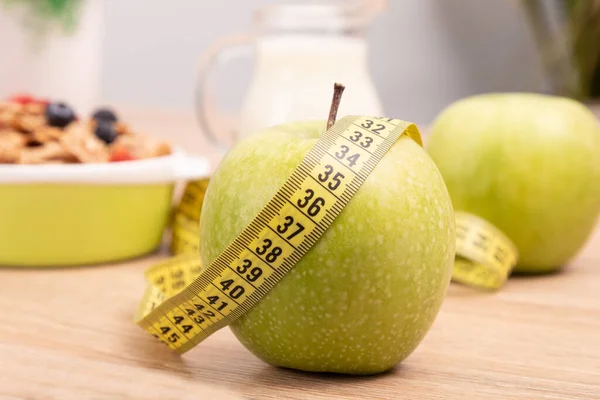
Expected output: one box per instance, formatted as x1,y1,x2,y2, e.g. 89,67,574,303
8,94,49,106
9,94,35,104
110,147,136,162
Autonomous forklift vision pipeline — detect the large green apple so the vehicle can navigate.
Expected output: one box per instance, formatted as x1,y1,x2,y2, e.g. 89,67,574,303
199,120,455,375
427,93,600,273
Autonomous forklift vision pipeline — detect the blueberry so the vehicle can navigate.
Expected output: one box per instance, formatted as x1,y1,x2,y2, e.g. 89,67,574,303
94,121,118,144
92,108,118,123
45,102,76,128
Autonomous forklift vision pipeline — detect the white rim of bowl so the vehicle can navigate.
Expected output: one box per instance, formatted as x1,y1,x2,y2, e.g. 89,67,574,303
0,149,211,184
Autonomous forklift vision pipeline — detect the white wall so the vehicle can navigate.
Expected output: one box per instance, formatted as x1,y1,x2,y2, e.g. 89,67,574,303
104,1,543,123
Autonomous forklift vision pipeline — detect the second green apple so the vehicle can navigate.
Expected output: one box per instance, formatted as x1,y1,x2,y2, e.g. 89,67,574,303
428,93,600,273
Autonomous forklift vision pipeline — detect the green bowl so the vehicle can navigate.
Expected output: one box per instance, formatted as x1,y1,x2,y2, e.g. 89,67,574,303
0,154,209,267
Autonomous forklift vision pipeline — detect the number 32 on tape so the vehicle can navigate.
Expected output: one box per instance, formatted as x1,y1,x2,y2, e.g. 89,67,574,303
135,115,423,353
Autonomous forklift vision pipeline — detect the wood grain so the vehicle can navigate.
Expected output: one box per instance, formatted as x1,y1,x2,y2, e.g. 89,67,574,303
0,108,599,399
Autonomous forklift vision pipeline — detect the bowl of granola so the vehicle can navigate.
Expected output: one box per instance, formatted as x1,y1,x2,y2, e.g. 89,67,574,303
0,95,209,267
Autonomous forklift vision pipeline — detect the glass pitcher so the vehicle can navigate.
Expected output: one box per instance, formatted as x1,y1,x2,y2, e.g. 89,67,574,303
196,0,386,148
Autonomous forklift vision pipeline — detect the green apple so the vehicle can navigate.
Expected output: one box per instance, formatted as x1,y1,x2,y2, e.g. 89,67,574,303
199,120,455,375
427,93,600,274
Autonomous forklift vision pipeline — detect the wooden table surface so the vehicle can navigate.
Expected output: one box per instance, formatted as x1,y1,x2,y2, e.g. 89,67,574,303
1,109,599,399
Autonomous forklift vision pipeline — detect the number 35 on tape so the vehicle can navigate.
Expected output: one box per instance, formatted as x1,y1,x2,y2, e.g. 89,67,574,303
135,116,423,353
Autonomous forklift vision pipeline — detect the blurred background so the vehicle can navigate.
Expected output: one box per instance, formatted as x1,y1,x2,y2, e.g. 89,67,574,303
99,0,541,124
1,0,598,132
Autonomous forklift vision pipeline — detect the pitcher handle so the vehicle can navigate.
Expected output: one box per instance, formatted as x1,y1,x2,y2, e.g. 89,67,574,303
195,34,255,150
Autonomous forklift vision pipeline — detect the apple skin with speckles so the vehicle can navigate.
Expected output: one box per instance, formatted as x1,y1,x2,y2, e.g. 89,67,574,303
199,120,455,375
427,93,600,274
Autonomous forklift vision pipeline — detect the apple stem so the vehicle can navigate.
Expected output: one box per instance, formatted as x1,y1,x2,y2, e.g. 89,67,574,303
327,83,346,130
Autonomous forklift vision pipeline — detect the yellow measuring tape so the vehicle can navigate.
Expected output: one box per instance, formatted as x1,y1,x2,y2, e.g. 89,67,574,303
135,116,519,352
453,212,518,290
135,115,423,352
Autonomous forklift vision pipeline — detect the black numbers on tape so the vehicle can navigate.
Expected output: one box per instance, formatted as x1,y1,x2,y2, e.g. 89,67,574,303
335,145,350,159
159,326,180,343
256,239,272,255
236,259,264,282
172,280,185,290
297,189,326,217
474,233,489,251
247,266,263,281
185,308,206,324
361,119,385,134
297,189,313,208
246,266,263,282
236,259,252,273
219,279,246,300
346,153,360,168
335,145,360,167
155,274,187,292
277,216,305,240
219,279,233,290
207,295,228,311
256,239,283,263
358,136,373,148
318,165,344,191
349,131,361,142
276,216,293,233
266,247,282,263
170,269,183,279
231,286,246,300
349,131,374,149
371,125,385,133
193,303,215,318
163,314,196,339
494,247,506,264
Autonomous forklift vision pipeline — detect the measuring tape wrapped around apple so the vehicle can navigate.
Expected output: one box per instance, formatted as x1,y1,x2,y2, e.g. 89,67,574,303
134,86,518,368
